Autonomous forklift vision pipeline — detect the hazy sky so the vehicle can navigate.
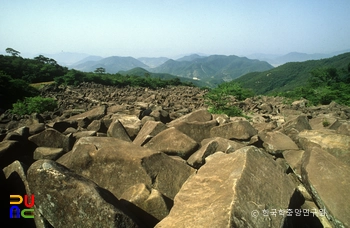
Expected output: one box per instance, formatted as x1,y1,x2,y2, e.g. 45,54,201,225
1,0,350,58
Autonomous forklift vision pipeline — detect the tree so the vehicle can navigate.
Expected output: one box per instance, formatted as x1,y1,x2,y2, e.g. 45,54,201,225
5,48,21,57
94,67,106,74
34,55,57,65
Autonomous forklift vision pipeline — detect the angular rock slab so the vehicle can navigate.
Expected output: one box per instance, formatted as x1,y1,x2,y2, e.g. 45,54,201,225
210,120,257,140
66,105,106,122
133,121,167,146
169,120,218,143
259,131,299,155
107,119,132,142
27,159,138,228
299,130,350,166
301,141,350,228
57,137,195,200
156,146,296,228
167,109,212,126
144,127,198,159
28,128,74,152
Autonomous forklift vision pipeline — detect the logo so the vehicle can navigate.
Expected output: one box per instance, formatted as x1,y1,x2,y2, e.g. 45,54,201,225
9,195,35,219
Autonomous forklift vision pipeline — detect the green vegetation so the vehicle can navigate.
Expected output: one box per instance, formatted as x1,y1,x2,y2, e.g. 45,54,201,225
0,71,39,110
12,96,57,115
275,66,350,106
0,53,68,83
204,81,254,117
322,118,330,127
234,52,350,95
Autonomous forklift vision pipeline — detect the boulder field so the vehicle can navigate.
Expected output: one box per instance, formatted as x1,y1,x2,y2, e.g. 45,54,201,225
1,83,350,227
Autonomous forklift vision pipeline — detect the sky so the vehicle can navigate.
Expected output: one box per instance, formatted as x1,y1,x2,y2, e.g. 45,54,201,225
1,0,350,58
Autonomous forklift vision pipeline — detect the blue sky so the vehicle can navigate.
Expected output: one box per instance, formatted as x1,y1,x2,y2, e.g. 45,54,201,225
1,0,350,58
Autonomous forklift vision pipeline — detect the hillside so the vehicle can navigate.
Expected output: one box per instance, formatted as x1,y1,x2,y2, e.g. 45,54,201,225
71,56,148,73
150,55,273,83
118,67,209,87
234,52,350,95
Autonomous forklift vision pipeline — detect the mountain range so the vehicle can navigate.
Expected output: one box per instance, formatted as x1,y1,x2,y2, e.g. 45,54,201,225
248,49,350,66
70,54,273,86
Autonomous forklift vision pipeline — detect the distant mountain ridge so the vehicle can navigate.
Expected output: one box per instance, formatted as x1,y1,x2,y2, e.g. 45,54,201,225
150,54,273,82
248,49,350,66
71,56,148,73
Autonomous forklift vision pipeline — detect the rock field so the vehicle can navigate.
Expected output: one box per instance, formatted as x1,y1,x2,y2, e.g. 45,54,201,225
2,82,350,227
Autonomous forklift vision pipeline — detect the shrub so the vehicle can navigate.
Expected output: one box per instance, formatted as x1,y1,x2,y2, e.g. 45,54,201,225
12,96,57,115
204,81,253,117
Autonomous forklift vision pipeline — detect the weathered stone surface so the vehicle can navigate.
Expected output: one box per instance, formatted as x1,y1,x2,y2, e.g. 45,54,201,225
156,147,296,228
112,114,142,140
169,120,218,143
66,104,106,122
33,147,65,160
28,123,46,135
133,121,167,146
107,119,132,142
201,137,245,153
282,115,312,134
73,130,97,139
150,110,171,123
50,120,78,133
57,137,155,198
57,137,195,201
309,115,338,130
299,130,350,166
28,129,74,152
27,159,139,228
187,140,218,169
141,152,196,199
87,119,108,133
120,184,171,226
300,141,350,228
210,120,257,140
168,109,212,126
283,150,305,178
336,121,350,136
259,131,299,154
144,127,198,159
